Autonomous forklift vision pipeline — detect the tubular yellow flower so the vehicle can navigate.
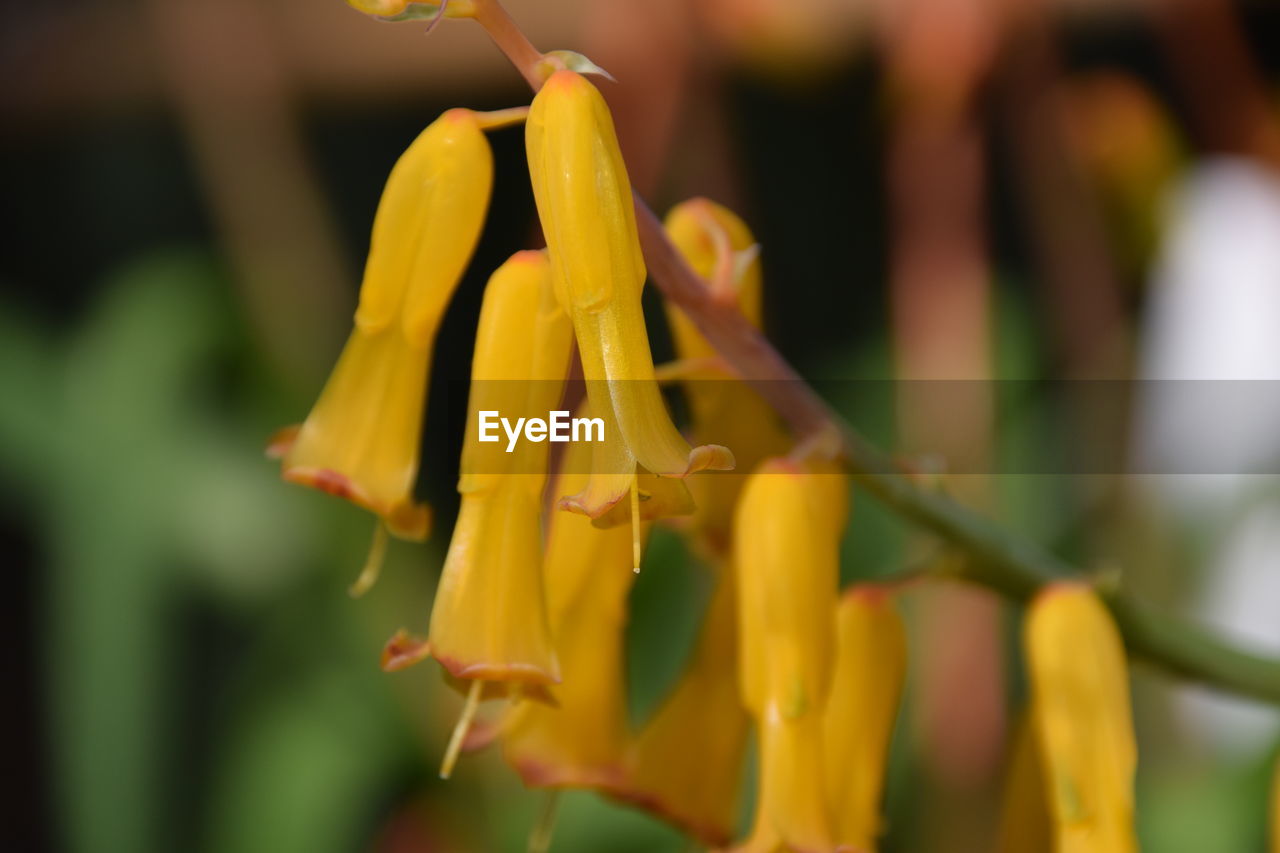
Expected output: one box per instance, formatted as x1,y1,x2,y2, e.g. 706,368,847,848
663,197,764,362
823,586,907,853
501,432,637,789
276,108,493,544
616,566,750,848
662,198,788,555
526,70,734,522
1025,584,1138,853
734,458,846,853
428,250,572,690
599,201,778,845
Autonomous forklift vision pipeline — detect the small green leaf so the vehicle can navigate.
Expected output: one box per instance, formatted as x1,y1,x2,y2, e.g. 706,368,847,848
377,2,443,22
540,50,617,83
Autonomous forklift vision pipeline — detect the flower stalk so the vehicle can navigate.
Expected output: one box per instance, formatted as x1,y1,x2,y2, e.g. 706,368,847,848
449,0,1280,707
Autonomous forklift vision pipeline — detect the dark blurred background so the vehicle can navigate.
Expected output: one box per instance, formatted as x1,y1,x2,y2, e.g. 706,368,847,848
4,0,1280,850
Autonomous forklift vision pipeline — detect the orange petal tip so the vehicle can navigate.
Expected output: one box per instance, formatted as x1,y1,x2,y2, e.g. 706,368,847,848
433,653,561,689
281,465,430,542
545,68,584,91
381,629,433,672
441,671,560,707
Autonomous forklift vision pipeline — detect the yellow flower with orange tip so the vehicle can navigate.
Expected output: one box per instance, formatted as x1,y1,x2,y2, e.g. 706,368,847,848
501,430,637,790
273,107,515,592
663,197,764,362
734,458,847,853
525,70,735,525
427,249,572,696
822,586,907,853
661,198,788,555
1025,583,1138,853
598,200,781,845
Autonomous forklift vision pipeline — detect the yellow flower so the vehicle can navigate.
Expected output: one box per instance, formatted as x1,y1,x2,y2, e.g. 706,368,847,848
602,201,781,845
662,198,788,555
663,197,764,361
823,586,906,853
501,432,636,789
734,458,846,853
616,566,750,848
428,250,572,691
525,71,734,524
275,108,494,544
1025,584,1138,853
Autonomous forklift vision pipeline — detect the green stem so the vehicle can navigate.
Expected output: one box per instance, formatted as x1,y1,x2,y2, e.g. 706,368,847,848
842,429,1280,704
466,0,1280,707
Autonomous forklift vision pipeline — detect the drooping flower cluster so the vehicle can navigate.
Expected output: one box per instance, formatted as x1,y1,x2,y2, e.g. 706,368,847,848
272,47,1144,851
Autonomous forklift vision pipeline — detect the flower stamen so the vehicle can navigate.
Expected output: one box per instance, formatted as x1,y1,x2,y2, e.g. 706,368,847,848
441,679,485,779
630,475,642,573
527,790,561,853
349,521,390,598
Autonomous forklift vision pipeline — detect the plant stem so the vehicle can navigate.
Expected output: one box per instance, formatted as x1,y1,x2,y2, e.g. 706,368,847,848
464,0,1280,706
471,0,543,90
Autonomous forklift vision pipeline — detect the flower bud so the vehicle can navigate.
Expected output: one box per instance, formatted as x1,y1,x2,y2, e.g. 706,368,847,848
662,199,787,555
733,458,846,852
663,197,763,361
526,71,733,520
823,586,907,852
1025,584,1138,853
